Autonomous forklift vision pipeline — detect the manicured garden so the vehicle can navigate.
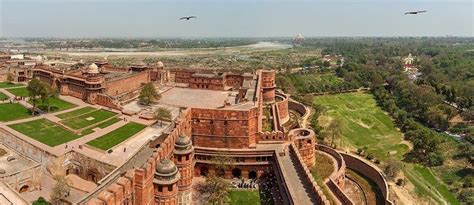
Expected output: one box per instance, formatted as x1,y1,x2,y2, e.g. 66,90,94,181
86,122,146,150
29,98,76,113
0,103,31,121
80,117,121,136
8,119,81,147
61,109,117,130
229,190,261,205
5,87,29,97
56,107,97,119
0,82,20,88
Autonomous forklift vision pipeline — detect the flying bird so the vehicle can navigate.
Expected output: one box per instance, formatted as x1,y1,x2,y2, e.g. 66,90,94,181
404,10,427,15
179,16,197,21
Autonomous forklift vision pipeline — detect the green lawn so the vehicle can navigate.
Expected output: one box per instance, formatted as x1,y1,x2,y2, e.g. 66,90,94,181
80,117,121,136
229,190,261,205
0,103,31,121
0,91,8,100
0,82,20,88
5,87,29,97
86,122,146,150
313,92,408,160
61,109,117,130
56,107,97,119
8,119,81,147
29,98,76,113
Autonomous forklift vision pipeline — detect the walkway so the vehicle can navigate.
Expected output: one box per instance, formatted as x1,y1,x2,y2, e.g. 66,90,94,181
259,144,318,204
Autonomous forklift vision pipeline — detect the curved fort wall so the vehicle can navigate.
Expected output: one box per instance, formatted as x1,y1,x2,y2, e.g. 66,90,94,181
315,145,353,205
275,93,289,124
340,153,393,205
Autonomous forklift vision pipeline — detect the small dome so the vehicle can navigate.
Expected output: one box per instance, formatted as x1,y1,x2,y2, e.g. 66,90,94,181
156,61,164,68
156,158,178,176
176,134,191,146
88,63,99,74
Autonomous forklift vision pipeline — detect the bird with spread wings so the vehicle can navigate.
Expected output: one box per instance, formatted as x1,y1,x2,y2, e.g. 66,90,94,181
179,16,197,20
404,10,427,15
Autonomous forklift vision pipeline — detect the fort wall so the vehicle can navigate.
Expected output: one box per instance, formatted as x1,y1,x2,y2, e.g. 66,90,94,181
190,107,259,148
288,143,330,205
105,71,149,97
340,152,393,205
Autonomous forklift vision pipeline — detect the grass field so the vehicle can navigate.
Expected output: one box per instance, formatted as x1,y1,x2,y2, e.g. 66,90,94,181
313,92,408,160
86,122,146,150
80,117,121,136
29,98,76,113
313,92,457,204
5,87,29,97
8,119,81,147
404,164,459,205
0,103,31,121
229,190,260,205
0,82,20,88
56,107,97,119
61,109,117,130
0,91,8,100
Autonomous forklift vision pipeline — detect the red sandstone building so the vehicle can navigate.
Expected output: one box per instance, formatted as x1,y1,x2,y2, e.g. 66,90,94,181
29,61,355,205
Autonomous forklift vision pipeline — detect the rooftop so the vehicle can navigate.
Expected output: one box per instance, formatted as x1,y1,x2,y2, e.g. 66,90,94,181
158,87,238,109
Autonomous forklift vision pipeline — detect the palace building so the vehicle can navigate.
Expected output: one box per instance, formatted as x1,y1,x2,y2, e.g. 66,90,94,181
0,59,393,205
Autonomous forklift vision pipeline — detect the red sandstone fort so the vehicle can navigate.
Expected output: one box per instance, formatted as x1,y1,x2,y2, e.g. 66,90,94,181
0,56,392,205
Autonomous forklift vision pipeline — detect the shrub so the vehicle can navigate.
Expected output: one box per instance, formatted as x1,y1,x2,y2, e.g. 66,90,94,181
427,152,444,166
396,179,404,186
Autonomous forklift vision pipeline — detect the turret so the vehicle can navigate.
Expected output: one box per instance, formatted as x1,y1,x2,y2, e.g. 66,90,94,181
154,159,180,205
174,134,194,205
261,70,276,103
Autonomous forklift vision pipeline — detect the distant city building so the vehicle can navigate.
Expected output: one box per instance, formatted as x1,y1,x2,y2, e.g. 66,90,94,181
292,33,304,46
402,53,421,80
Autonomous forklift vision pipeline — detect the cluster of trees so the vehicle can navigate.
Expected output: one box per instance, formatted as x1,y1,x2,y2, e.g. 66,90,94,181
27,79,59,115
373,87,444,166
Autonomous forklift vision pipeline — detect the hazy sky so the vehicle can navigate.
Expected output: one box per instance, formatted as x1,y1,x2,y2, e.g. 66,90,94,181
0,0,472,38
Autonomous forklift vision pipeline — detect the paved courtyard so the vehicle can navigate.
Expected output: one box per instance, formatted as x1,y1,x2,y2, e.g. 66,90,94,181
159,87,238,108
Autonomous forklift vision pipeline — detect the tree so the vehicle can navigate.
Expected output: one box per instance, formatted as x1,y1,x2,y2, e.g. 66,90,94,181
326,119,343,147
40,83,59,113
33,197,50,205
211,154,235,176
139,83,160,105
6,73,14,84
154,107,171,126
27,79,47,116
384,157,401,180
50,175,71,205
194,175,231,205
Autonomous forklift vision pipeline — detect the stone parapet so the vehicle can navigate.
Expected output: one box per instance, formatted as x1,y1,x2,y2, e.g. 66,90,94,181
339,152,393,205
288,143,330,205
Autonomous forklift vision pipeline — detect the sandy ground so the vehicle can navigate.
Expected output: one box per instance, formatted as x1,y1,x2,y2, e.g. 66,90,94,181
55,42,291,57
